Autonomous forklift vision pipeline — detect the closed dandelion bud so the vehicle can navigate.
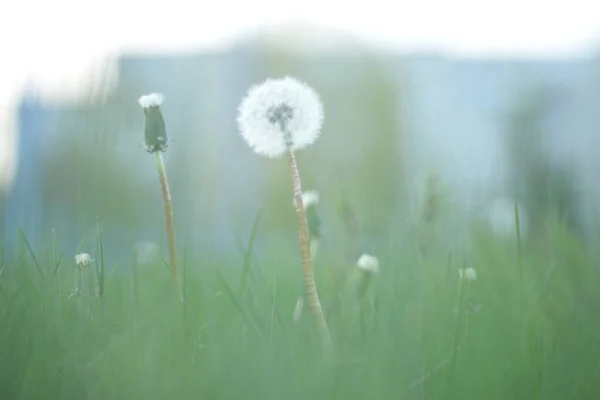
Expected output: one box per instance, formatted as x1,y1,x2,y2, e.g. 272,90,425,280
138,93,168,153
138,93,181,300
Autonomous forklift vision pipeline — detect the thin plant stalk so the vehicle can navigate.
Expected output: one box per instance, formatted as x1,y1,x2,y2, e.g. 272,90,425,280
287,150,331,344
447,275,470,387
514,202,524,302
156,152,181,301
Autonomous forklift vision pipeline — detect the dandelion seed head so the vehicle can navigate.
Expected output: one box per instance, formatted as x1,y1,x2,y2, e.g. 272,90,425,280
357,254,379,274
138,93,164,108
459,267,477,281
75,253,92,267
237,77,324,158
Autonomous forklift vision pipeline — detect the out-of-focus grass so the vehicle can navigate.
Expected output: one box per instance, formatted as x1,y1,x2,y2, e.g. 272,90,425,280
1,215,599,400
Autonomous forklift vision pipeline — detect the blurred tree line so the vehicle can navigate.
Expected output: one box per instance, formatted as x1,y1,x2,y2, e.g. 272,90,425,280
504,85,582,238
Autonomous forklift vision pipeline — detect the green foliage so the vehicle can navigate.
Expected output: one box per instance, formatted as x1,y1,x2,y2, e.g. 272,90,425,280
1,215,599,399
504,87,581,236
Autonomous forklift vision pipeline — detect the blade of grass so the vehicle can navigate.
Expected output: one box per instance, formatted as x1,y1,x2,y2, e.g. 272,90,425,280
51,229,65,277
18,230,44,280
269,268,277,344
182,241,189,344
238,208,263,293
96,217,106,298
217,271,263,337
514,202,524,296
159,256,171,274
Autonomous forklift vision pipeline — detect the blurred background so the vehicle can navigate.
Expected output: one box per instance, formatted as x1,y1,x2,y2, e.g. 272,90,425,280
2,1,600,262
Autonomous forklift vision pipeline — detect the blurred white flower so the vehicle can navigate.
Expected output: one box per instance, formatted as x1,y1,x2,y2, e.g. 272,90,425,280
293,296,304,323
75,253,92,267
459,267,477,281
135,241,159,265
488,197,528,238
357,254,379,274
236,77,324,158
293,190,320,209
138,93,164,108
302,190,319,208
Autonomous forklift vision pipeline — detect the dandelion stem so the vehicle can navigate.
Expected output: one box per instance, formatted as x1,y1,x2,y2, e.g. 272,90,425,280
287,150,331,344
156,152,181,301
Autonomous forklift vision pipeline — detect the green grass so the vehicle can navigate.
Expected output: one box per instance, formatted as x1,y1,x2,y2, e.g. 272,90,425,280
1,216,600,399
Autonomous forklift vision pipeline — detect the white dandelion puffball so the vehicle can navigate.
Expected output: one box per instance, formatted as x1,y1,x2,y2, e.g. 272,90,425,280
357,254,379,274
75,253,92,267
237,76,324,158
459,267,477,281
138,93,164,108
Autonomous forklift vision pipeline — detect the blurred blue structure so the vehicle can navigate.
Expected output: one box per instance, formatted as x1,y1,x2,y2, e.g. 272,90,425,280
2,96,47,257
3,40,600,260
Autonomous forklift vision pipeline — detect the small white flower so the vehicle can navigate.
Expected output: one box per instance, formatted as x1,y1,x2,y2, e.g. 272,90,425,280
357,254,379,274
138,93,164,108
293,296,304,323
75,253,92,267
237,77,324,158
293,190,320,209
459,267,477,281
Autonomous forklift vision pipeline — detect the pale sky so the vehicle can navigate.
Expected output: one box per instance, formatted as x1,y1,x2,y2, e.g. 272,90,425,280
1,0,600,185
1,0,600,106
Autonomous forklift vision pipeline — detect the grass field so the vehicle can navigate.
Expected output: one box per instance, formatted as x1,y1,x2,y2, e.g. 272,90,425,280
1,209,599,400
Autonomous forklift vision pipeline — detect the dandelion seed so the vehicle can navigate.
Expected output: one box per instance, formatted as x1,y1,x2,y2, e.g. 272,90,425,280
293,297,304,323
75,253,92,267
134,241,159,265
310,237,319,261
293,190,322,241
357,254,379,274
237,77,324,158
293,190,320,209
459,267,477,281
